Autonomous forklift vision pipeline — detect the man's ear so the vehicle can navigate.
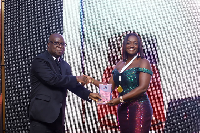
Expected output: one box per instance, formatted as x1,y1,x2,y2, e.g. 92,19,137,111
47,43,49,48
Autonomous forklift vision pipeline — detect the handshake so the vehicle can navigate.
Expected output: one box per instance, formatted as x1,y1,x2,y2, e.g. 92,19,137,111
76,75,93,85
76,75,101,102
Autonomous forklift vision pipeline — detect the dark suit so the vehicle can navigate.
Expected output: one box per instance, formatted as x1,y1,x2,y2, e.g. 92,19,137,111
29,51,91,132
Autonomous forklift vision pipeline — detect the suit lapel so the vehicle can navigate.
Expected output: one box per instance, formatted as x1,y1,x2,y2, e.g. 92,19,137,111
60,59,65,75
44,51,60,74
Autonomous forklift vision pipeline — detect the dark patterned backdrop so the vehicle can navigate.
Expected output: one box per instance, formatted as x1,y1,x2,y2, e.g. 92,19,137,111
4,0,63,132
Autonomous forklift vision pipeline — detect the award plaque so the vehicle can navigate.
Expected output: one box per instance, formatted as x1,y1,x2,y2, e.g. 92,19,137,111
97,84,112,105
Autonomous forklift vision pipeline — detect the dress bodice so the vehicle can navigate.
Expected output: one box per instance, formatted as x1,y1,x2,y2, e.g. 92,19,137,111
112,67,153,96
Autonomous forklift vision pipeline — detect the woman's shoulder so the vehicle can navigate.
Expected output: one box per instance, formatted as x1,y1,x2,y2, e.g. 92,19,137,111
140,58,150,63
114,60,124,70
139,58,151,70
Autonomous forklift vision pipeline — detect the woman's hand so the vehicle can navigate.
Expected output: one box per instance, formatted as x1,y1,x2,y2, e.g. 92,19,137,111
106,98,120,106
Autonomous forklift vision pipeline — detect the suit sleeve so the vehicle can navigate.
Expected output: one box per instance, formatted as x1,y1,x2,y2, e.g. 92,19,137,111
31,57,77,89
31,57,91,101
64,63,91,101
68,83,91,101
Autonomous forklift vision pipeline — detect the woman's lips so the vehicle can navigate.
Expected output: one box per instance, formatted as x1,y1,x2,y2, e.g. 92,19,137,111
128,48,135,51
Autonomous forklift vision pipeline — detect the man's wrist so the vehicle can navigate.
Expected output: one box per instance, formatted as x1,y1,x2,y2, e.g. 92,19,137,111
88,93,91,100
76,76,79,82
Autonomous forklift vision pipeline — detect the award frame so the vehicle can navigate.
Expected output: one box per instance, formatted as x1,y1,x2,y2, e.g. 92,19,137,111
97,84,112,105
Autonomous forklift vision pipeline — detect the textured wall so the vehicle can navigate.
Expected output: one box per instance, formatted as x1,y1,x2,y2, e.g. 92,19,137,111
4,0,63,132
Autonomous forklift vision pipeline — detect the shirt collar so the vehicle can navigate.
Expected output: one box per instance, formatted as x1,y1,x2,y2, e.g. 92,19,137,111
52,56,60,61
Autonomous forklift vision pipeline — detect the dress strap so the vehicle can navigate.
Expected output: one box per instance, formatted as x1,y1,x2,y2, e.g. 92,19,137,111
138,68,153,75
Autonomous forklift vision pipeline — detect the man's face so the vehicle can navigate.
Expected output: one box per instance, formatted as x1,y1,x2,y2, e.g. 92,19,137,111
47,35,65,58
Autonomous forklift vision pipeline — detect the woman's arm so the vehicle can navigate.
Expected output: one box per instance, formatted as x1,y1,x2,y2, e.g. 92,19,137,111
88,61,124,90
89,74,116,91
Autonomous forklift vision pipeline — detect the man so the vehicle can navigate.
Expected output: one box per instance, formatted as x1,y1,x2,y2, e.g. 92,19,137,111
29,33,101,133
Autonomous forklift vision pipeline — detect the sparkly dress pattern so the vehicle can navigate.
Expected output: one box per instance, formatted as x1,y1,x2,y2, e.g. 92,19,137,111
112,67,153,133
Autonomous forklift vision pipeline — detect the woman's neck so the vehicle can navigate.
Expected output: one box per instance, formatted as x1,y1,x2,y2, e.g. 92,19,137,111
126,54,137,63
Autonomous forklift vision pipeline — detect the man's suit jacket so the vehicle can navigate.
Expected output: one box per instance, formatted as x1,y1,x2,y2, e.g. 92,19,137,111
29,51,91,123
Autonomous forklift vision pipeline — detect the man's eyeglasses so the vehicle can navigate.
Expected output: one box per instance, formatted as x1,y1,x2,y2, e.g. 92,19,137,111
49,41,67,47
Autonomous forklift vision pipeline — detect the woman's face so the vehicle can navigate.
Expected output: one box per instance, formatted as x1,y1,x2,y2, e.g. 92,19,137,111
125,35,139,56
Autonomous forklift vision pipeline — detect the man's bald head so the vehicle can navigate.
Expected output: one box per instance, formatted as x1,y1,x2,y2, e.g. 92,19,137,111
48,33,64,42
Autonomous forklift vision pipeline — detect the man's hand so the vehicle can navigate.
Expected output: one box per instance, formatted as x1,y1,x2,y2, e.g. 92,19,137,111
76,75,90,85
83,75,93,83
89,93,101,101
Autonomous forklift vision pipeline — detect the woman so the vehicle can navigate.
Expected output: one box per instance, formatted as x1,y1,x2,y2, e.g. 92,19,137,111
89,32,153,133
